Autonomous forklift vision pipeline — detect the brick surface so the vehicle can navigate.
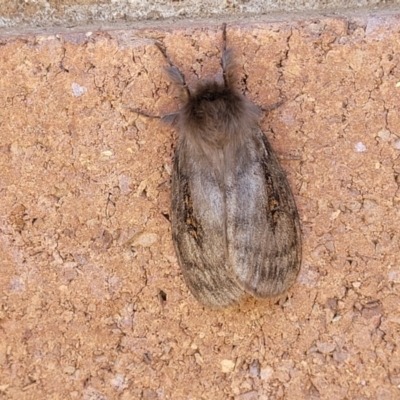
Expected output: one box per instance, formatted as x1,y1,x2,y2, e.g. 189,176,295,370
1,14,400,399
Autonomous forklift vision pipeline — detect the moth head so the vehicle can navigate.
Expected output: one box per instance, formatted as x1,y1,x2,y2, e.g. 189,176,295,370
160,47,261,137
186,81,245,125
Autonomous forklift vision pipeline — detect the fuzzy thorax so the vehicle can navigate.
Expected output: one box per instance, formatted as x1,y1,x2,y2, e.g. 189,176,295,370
183,81,261,147
161,59,261,149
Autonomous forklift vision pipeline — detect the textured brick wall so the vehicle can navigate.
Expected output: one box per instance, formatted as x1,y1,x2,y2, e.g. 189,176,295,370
1,13,400,399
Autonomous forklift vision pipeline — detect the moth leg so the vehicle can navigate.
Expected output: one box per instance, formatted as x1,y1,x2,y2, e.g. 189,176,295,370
129,105,180,127
128,108,161,119
221,23,235,87
128,41,186,124
128,107,179,126
154,42,190,101
261,98,286,113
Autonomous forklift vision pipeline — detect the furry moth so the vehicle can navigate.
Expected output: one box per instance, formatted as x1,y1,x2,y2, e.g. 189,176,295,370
132,24,301,308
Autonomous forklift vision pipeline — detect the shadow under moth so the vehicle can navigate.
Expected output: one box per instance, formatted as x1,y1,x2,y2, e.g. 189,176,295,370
132,24,301,308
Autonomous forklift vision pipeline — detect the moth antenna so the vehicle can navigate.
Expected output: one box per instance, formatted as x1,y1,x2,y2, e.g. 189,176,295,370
155,42,190,101
222,22,227,54
221,23,235,87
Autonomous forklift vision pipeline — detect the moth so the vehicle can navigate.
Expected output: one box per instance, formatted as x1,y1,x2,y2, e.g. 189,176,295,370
132,24,301,308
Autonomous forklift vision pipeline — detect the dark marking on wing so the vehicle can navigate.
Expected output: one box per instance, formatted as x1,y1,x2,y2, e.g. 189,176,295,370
182,180,203,243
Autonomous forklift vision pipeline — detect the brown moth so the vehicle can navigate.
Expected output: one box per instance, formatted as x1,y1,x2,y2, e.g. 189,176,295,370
132,24,301,308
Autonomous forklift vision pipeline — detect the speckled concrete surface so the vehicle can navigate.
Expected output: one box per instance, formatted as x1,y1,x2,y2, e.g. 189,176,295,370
1,0,398,28
1,13,400,399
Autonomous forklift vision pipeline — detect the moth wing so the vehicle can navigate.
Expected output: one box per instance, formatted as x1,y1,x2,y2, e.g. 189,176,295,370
171,142,245,308
226,129,301,298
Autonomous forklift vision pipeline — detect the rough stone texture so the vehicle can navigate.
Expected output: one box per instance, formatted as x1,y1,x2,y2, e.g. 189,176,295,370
1,12,400,400
0,0,399,28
